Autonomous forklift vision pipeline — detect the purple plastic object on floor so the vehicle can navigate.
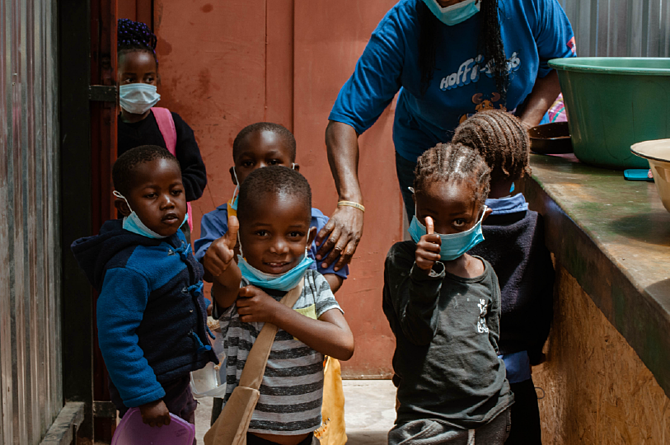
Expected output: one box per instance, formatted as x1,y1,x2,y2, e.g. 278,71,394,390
111,407,195,445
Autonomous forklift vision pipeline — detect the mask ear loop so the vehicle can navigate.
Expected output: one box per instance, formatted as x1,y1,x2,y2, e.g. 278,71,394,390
292,163,297,170
113,190,133,213
232,167,240,201
237,231,244,258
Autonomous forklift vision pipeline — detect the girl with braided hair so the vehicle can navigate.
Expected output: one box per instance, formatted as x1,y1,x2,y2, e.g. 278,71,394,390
117,18,207,240
383,143,514,444
318,0,576,275
454,110,554,445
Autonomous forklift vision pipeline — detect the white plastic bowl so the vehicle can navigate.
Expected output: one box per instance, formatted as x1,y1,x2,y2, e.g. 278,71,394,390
190,330,227,398
631,138,670,212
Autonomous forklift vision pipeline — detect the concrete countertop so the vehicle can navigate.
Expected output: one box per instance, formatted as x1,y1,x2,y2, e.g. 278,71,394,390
523,153,670,398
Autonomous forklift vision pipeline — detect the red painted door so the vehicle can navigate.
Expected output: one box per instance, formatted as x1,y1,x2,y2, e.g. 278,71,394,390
152,0,400,378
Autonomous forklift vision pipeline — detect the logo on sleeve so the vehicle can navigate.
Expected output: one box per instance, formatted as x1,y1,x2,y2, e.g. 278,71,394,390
567,37,576,55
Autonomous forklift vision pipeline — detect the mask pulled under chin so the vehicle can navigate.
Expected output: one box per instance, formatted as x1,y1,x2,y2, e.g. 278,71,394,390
421,0,480,26
113,190,187,239
119,83,161,115
237,253,314,292
409,207,487,261
122,212,188,239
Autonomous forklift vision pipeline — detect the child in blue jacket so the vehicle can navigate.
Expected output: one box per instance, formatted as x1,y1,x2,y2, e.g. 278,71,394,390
71,145,217,428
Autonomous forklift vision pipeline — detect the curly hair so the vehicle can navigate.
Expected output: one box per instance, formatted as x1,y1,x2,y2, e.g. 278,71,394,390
451,110,530,183
117,18,158,65
418,0,508,101
113,145,179,196
413,142,491,208
237,166,311,224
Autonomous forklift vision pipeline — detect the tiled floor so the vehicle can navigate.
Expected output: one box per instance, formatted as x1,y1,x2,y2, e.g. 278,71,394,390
194,380,397,444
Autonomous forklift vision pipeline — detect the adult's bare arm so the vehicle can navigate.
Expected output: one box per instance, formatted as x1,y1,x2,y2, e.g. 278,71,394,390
316,121,365,271
518,70,561,128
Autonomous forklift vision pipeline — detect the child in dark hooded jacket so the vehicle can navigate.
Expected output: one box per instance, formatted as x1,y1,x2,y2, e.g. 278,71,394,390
71,145,217,428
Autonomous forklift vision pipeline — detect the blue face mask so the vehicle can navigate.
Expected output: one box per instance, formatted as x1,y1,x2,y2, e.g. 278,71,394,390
119,83,161,115
422,0,481,26
237,253,314,292
237,233,314,291
113,190,187,239
409,207,487,261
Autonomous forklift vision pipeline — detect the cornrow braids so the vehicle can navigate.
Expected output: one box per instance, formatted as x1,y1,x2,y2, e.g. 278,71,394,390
118,18,158,63
413,142,491,209
418,0,509,102
451,110,530,183
480,0,508,103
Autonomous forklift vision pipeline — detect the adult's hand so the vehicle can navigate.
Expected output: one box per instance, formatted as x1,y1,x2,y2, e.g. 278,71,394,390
317,121,364,271
518,70,562,129
316,204,364,271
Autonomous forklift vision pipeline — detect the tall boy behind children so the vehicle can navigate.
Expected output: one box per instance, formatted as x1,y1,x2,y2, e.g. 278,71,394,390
453,110,555,445
71,146,217,427
205,166,354,445
194,122,349,293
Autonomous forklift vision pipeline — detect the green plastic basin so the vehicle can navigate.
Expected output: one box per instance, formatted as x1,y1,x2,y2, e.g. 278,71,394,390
548,57,670,169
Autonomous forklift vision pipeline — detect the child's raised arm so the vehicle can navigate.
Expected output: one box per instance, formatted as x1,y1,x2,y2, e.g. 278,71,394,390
235,285,355,361
205,215,242,309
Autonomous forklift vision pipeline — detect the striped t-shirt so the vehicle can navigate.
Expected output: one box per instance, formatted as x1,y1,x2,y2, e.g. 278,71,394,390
218,270,342,435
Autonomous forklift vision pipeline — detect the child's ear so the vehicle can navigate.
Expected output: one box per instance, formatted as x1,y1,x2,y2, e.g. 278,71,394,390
115,198,131,217
229,166,238,185
307,226,317,247
482,206,493,222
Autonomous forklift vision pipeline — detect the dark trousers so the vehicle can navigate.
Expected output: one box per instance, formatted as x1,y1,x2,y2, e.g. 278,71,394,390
210,397,223,425
110,375,198,425
395,152,418,221
506,378,542,445
246,432,315,445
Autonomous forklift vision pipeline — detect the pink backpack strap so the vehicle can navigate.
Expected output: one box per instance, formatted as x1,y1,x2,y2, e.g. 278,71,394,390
152,107,177,156
152,107,193,231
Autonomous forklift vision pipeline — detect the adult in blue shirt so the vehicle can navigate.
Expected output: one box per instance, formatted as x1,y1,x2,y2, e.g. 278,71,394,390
316,0,575,271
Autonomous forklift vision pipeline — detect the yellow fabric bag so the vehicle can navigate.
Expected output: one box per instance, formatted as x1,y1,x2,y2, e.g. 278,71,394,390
314,357,347,445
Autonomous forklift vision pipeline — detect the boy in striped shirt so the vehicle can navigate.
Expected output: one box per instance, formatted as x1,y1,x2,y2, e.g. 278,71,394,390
208,166,355,445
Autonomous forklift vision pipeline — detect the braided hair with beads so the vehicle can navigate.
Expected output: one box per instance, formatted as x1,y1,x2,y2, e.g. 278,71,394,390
413,142,491,209
118,18,158,63
418,0,508,101
451,110,531,184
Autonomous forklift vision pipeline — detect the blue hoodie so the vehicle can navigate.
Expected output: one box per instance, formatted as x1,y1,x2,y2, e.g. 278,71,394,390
71,219,217,408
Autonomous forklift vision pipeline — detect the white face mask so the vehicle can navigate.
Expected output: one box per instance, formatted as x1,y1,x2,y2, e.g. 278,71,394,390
119,83,161,115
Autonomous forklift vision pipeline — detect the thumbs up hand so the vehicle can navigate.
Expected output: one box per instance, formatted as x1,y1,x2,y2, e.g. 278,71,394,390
415,216,441,272
203,215,239,280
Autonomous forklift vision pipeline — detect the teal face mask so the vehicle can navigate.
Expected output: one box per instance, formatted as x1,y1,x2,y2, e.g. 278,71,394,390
237,236,314,291
422,0,480,26
237,254,314,292
113,191,187,239
409,207,487,261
